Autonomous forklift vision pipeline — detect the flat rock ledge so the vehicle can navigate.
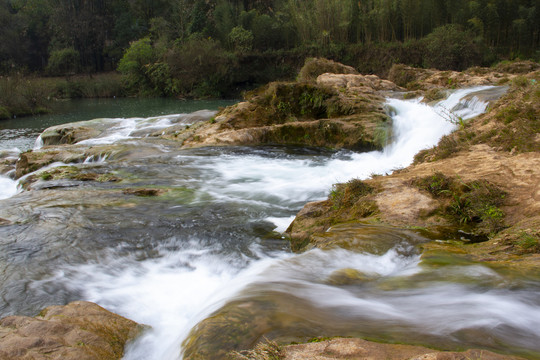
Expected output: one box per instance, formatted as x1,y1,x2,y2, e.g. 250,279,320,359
0,301,144,360
281,338,526,360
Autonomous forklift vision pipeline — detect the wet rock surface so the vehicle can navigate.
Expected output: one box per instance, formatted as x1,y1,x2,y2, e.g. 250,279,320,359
287,70,540,274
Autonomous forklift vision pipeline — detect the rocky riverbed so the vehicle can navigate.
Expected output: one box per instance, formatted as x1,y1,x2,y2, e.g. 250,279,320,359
1,59,538,359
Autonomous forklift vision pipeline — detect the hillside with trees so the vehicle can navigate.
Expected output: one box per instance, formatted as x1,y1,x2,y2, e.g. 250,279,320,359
1,0,539,99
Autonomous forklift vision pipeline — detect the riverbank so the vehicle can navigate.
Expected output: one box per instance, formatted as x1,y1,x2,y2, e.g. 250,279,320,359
0,73,124,120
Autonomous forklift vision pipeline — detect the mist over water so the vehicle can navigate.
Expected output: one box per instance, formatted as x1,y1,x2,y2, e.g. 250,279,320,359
1,88,539,359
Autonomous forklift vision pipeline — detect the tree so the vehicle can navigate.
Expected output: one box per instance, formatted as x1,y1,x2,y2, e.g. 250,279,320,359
46,47,80,76
423,24,483,70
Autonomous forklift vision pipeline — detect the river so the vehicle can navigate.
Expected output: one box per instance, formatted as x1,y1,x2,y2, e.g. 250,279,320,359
0,91,539,359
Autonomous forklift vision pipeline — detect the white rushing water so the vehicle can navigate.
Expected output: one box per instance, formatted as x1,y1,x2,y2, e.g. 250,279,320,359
0,176,19,200
19,87,540,358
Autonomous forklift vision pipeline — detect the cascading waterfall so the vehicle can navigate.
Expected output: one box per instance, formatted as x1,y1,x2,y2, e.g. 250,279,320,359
1,87,538,359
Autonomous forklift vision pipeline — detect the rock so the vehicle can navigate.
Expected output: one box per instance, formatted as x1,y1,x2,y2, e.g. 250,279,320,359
122,188,165,197
176,61,395,151
15,148,88,178
317,73,405,92
0,301,144,360
0,150,18,176
387,63,520,92
280,338,526,360
40,125,101,146
310,223,428,254
325,268,373,285
493,60,540,74
297,57,358,83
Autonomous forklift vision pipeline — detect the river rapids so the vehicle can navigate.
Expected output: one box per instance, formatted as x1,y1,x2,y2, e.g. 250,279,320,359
0,87,539,359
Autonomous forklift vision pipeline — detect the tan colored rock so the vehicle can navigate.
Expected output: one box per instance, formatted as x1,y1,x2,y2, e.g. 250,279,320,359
0,301,144,360
179,79,392,151
286,75,539,269
317,73,405,92
282,338,525,360
40,125,101,146
387,64,518,91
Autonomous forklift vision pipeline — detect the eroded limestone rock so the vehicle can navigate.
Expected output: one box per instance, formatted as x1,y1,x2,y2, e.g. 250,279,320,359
0,301,144,360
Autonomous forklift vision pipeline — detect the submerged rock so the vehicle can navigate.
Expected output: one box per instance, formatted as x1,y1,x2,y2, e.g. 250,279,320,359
0,301,144,360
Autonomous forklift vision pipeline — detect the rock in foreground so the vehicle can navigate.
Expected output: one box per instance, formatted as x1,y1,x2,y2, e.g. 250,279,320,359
281,338,527,360
0,301,144,360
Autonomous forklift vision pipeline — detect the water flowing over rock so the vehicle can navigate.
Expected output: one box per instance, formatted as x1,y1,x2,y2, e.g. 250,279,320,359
0,301,144,360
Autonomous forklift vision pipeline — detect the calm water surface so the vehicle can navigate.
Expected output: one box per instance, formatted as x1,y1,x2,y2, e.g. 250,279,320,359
0,98,236,151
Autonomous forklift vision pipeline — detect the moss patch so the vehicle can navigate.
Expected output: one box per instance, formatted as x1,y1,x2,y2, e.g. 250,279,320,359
412,172,507,237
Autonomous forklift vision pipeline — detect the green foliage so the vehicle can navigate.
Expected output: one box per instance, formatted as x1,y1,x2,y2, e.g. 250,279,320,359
253,82,353,122
331,178,374,209
413,173,507,236
117,37,158,95
423,24,483,70
166,37,237,98
228,26,253,54
46,48,80,76
0,75,51,119
517,232,539,250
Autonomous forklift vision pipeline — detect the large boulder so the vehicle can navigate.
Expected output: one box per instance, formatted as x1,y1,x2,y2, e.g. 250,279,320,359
177,72,396,151
0,301,144,360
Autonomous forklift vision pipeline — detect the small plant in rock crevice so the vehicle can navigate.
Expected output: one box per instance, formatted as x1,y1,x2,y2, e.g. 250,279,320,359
412,172,507,237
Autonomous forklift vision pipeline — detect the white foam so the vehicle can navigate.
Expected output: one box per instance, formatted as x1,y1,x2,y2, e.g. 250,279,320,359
0,176,19,200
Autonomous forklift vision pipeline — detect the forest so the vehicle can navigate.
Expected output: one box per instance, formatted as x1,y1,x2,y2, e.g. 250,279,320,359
1,0,539,99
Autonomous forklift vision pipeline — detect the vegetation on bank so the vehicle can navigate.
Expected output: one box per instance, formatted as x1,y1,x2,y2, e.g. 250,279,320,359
0,73,124,120
1,0,539,101
412,172,507,237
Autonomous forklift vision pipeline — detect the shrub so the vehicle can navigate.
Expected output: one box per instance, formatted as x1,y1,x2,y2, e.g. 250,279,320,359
0,75,51,118
166,38,237,98
117,37,158,95
413,173,507,236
